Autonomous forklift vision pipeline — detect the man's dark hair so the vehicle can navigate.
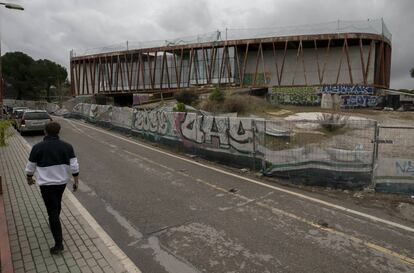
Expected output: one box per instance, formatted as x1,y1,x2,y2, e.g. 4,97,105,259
45,122,61,136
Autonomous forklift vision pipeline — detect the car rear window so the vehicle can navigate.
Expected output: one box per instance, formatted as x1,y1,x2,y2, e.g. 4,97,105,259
24,112,50,120
16,111,25,118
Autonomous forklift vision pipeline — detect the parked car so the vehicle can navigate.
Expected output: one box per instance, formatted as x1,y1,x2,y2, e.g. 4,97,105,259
12,107,29,117
12,109,28,128
17,110,52,135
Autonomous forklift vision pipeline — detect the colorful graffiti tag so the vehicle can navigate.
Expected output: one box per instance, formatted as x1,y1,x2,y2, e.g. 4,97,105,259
341,95,382,107
132,110,257,153
321,85,374,95
269,87,321,106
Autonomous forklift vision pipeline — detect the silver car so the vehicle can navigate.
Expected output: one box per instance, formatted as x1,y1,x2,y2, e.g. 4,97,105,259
18,110,52,135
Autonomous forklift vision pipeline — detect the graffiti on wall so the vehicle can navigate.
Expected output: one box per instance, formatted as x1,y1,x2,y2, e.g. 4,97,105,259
341,95,382,107
269,87,321,106
243,72,271,85
112,107,133,128
90,104,113,122
131,110,256,153
321,85,374,95
396,160,414,176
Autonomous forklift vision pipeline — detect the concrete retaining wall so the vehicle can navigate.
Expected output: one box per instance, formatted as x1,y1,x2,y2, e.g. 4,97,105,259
71,103,383,189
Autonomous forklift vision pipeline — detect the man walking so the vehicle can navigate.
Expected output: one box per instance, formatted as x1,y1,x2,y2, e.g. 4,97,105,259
25,121,79,255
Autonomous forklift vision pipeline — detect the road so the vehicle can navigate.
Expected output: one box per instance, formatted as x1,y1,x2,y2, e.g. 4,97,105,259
23,117,414,273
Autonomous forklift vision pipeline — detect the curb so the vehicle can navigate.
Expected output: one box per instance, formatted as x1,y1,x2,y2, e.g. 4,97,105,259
0,176,13,273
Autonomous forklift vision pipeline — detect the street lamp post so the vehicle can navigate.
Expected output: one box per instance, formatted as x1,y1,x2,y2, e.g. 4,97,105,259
0,2,24,119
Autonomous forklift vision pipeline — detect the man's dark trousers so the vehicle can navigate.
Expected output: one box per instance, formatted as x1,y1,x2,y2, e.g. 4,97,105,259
40,184,66,247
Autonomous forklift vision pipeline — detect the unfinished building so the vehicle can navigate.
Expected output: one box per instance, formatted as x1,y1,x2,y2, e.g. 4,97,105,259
70,19,391,107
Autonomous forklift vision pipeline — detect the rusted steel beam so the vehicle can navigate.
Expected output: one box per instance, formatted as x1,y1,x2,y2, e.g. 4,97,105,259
380,41,386,86
72,61,77,96
160,52,165,90
187,48,194,88
292,41,301,85
314,40,322,85
76,60,82,95
218,46,226,86
70,57,75,96
178,48,184,89
118,55,125,92
139,52,145,91
209,46,217,84
336,39,346,85
90,58,97,94
172,49,179,88
165,53,171,89
224,46,232,81
97,57,102,93
201,46,209,84
73,33,390,61
82,60,87,95
321,38,331,84
152,51,158,89
126,53,133,91
253,43,262,86
272,41,280,86
108,57,114,92
240,43,249,87
359,38,367,85
300,40,308,85
234,43,242,85
385,44,391,87
344,36,353,84
260,43,266,85
146,53,153,90
193,49,200,86
279,41,288,85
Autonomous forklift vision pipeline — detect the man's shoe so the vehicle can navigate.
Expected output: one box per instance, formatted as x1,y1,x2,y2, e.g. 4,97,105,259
50,245,64,255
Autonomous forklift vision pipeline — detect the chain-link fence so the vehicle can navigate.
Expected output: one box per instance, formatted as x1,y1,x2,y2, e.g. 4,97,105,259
71,103,414,190
261,118,377,188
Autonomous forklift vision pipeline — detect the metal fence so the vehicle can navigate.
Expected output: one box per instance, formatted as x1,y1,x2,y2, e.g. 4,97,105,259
261,119,377,187
71,103,414,191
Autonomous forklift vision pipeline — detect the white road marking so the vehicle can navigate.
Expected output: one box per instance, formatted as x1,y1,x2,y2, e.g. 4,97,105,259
21,135,142,273
63,118,414,234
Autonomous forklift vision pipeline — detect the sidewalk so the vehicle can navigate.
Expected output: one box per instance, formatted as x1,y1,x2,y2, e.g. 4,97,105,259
0,132,141,273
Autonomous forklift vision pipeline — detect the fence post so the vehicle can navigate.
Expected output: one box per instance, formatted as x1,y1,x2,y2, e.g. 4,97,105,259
370,121,380,188
262,119,266,172
252,119,256,172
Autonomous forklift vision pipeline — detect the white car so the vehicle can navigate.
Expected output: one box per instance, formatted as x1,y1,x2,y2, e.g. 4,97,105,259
18,110,52,135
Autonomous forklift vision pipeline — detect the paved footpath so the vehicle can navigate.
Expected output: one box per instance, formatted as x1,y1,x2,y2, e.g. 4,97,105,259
0,132,141,273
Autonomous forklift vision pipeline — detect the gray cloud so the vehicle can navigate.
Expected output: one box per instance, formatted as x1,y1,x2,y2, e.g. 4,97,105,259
1,0,413,89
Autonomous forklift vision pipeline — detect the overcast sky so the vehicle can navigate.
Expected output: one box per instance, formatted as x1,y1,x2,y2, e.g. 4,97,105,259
1,0,413,89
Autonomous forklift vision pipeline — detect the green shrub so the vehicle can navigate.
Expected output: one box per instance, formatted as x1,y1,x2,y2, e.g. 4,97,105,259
209,88,225,103
173,102,187,112
317,113,349,132
174,90,199,105
0,120,13,146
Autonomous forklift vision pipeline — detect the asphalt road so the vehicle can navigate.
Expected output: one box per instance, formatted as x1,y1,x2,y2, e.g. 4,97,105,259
23,118,414,273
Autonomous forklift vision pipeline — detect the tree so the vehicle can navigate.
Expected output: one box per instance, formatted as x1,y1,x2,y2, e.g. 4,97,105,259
411,67,414,78
1,52,67,101
32,59,67,102
1,52,35,99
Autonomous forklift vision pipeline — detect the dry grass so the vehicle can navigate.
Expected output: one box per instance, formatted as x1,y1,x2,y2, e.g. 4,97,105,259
198,94,275,116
